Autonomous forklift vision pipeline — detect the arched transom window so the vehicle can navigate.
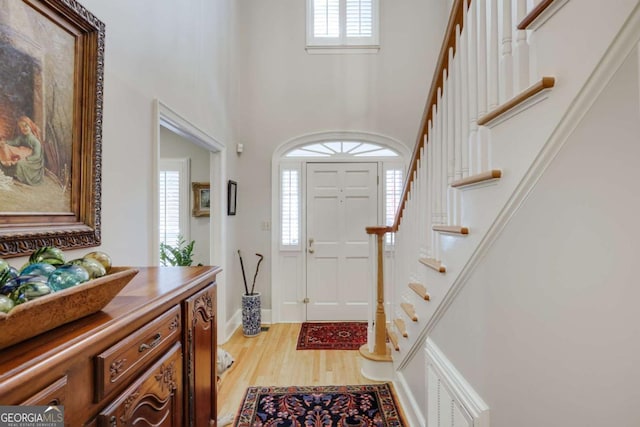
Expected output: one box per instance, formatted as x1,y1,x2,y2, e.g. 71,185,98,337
285,141,398,158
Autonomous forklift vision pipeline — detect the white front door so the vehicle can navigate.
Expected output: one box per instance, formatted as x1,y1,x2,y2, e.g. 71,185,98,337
306,162,378,321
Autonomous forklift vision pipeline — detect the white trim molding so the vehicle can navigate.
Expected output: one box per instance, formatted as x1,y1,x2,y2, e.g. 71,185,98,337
426,339,490,427
273,130,411,160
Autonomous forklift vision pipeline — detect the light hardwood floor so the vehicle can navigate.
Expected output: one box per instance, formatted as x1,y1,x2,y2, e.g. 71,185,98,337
217,323,382,419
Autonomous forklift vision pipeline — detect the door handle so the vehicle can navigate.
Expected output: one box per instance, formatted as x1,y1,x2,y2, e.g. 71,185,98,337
308,238,315,254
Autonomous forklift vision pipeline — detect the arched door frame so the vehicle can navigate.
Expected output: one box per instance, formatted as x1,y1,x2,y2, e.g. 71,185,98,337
270,131,410,323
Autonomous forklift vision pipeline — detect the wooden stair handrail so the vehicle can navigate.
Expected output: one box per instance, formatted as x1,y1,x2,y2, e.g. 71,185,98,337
366,226,393,236
517,0,555,30
393,0,471,231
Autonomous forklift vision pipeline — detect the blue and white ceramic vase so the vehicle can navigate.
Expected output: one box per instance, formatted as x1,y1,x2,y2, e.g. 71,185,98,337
241,293,261,337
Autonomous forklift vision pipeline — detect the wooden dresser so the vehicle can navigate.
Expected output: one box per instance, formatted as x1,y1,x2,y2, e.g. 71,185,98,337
0,266,221,427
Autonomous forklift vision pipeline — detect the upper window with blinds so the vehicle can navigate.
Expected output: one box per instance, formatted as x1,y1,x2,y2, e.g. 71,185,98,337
306,0,379,51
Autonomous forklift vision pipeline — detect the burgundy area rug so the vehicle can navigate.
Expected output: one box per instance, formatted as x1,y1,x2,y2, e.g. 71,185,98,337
296,322,367,350
234,384,406,427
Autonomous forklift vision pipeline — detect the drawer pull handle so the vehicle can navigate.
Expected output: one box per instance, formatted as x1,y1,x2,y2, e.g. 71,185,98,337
138,333,162,353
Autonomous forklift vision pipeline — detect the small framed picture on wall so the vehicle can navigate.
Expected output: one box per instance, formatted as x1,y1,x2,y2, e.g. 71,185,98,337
192,182,210,217
227,180,237,216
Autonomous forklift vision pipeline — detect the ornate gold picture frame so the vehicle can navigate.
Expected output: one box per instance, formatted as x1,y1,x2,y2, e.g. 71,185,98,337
0,0,105,257
192,182,210,217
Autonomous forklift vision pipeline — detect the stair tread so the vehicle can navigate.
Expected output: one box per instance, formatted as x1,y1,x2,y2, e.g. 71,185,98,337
394,318,408,337
477,76,555,126
409,282,430,301
432,225,469,235
419,258,446,273
400,302,418,322
386,326,400,351
451,170,502,188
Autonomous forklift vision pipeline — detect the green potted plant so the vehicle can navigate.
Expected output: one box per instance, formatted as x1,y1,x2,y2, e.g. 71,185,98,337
160,235,201,266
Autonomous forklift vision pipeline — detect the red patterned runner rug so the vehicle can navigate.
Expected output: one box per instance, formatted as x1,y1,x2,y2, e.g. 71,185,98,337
234,383,407,427
296,322,367,350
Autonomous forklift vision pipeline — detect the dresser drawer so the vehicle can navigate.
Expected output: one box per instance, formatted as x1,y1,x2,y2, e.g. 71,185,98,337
98,342,183,427
20,375,67,406
95,305,181,401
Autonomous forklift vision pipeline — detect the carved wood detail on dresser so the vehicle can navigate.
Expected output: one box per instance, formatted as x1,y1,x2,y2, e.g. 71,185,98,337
0,266,221,427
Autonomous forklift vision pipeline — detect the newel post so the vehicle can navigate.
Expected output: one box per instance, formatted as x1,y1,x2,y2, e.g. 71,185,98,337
361,226,393,362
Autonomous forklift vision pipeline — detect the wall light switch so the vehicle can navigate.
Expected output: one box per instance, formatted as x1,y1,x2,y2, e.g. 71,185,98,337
261,221,271,231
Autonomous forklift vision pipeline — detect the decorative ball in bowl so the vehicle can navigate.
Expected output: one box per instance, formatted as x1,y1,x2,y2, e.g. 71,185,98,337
0,248,138,350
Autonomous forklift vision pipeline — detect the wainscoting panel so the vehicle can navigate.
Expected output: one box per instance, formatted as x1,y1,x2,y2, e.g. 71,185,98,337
425,339,490,427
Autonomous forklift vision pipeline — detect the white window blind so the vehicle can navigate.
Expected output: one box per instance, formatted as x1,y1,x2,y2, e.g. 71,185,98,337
159,158,190,249
346,0,373,37
307,0,378,48
385,168,403,245
159,170,181,247
314,0,339,38
281,168,300,247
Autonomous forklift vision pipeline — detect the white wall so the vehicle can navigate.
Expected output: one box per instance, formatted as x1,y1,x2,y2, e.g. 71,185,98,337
160,127,211,266
1,1,242,334
3,0,238,270
86,0,237,265
231,0,450,310
429,41,640,426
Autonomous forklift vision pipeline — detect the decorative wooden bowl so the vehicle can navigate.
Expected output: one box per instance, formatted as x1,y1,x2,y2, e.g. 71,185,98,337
0,267,139,350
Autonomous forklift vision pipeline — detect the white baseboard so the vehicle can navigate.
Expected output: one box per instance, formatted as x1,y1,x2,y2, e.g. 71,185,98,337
221,308,273,344
261,309,272,325
221,309,242,343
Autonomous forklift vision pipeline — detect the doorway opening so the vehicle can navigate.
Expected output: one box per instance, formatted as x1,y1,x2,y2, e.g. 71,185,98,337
154,100,228,341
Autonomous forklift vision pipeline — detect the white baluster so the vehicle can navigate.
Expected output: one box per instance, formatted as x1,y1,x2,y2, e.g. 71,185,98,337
446,48,454,227
466,0,478,177
460,2,470,180
453,26,462,226
416,151,422,257
454,25,463,184
476,0,489,172
433,95,442,255
514,0,530,92
488,0,499,110
500,0,513,102
411,169,418,278
426,120,434,259
477,0,488,119
443,61,452,227
437,83,444,228
420,143,428,257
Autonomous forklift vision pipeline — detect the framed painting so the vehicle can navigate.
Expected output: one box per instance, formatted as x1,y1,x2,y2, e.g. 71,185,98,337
0,0,105,257
192,182,210,217
227,180,237,216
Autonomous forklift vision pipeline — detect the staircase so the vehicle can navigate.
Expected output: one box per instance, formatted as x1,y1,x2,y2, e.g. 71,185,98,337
363,0,640,424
